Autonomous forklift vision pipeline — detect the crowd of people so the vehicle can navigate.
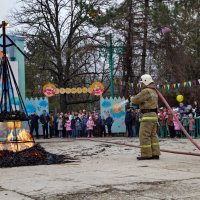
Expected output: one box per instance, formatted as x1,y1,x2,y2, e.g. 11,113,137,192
158,101,200,138
29,101,200,140
29,109,114,139
124,101,200,139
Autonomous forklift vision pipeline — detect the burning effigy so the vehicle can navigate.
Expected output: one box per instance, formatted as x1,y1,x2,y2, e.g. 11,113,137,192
0,21,76,167
0,120,76,168
0,120,34,152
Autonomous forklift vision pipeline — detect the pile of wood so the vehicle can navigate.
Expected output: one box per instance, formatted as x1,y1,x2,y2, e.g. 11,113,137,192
0,144,77,168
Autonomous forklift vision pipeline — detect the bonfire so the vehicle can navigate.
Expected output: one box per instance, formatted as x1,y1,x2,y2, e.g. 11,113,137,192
0,21,77,168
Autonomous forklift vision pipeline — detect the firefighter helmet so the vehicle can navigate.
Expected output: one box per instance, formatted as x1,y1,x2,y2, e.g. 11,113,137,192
140,74,154,86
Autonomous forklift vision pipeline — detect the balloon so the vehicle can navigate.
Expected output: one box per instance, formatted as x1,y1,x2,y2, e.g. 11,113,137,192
161,26,170,34
176,95,184,102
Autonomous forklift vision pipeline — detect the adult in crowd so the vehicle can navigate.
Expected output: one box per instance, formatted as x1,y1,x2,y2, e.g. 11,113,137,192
94,114,101,136
194,101,200,117
185,105,193,116
40,110,50,139
53,113,59,137
82,114,88,137
49,111,54,138
57,114,64,138
100,116,106,137
62,113,67,137
105,114,114,136
178,102,186,113
125,106,133,137
131,109,137,137
29,111,40,139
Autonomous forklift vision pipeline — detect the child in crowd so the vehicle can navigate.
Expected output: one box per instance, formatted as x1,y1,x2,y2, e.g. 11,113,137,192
159,107,167,137
57,115,63,138
75,117,82,138
166,111,175,138
86,116,95,137
71,116,76,137
65,117,72,138
181,113,189,133
173,110,181,138
189,114,195,138
179,109,185,120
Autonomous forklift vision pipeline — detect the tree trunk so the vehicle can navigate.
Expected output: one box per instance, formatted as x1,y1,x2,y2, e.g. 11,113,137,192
141,0,149,75
59,93,67,112
123,0,134,98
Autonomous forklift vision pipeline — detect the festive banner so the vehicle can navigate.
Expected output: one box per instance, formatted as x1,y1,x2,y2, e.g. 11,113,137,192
23,97,49,137
24,97,49,116
44,78,200,97
113,78,200,91
45,82,104,96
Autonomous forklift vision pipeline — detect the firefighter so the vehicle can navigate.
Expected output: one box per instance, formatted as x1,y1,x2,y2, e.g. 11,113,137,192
130,74,160,160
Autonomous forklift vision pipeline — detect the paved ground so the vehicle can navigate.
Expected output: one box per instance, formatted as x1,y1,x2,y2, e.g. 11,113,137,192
0,138,200,200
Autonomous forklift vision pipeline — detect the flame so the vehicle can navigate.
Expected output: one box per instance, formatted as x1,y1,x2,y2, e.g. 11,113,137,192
0,143,3,151
6,129,34,152
6,130,18,152
7,130,15,141
17,129,33,142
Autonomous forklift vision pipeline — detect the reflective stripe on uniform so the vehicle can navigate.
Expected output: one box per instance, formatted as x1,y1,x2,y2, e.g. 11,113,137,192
140,144,151,148
152,143,159,146
141,117,158,121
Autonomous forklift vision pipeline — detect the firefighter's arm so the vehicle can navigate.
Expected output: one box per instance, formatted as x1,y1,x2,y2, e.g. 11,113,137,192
130,89,151,105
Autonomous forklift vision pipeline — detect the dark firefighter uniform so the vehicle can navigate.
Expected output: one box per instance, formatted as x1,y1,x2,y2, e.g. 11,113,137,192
131,84,160,159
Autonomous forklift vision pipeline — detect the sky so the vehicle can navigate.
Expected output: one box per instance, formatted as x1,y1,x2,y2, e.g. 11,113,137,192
0,0,124,31
0,0,124,22
0,0,18,22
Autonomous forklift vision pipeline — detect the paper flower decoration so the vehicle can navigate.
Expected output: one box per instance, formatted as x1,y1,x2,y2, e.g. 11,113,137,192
42,83,56,97
90,82,104,96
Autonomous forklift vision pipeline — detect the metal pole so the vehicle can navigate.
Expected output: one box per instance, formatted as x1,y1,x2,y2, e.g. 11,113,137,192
108,33,114,98
2,21,8,112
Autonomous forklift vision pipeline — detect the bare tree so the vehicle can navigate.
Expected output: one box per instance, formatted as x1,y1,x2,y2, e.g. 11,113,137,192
12,0,116,111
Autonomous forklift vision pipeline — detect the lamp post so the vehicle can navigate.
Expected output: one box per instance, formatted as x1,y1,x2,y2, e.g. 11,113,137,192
108,33,114,98
104,33,123,99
